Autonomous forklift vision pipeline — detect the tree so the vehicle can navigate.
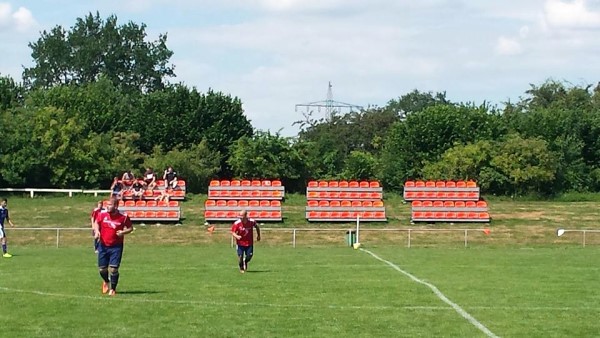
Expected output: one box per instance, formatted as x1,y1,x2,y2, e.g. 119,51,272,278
23,12,175,92
0,74,25,111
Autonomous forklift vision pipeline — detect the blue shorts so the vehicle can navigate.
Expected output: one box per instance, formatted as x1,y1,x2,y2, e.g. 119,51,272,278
236,245,253,258
98,243,124,268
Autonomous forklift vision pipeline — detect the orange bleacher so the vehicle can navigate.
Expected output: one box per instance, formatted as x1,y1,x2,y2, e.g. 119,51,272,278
204,179,284,222
106,200,182,222
305,180,386,222
120,179,187,201
405,180,490,223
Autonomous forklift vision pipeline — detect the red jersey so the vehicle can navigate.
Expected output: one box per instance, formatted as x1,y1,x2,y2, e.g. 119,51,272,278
231,218,257,247
95,210,132,247
91,207,104,220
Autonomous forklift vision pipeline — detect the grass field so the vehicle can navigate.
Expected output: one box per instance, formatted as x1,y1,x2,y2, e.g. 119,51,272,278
1,245,599,337
1,194,599,337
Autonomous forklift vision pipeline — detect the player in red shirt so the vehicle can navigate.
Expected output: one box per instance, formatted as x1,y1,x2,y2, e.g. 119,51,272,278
90,201,104,254
231,209,261,273
93,197,133,296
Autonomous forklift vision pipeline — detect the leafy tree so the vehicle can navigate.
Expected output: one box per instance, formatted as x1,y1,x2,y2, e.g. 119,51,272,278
143,141,221,193
0,74,25,111
341,151,378,180
385,89,450,117
228,131,304,183
23,12,175,92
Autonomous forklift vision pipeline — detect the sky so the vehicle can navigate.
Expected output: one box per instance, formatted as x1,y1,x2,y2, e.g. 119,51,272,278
1,0,600,136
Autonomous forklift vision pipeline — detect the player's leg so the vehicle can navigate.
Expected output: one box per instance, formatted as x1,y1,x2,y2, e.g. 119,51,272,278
107,244,124,294
243,246,254,271
236,245,245,273
1,227,11,257
97,243,110,293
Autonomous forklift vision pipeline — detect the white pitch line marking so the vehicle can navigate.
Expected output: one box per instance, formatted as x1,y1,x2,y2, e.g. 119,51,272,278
361,248,500,338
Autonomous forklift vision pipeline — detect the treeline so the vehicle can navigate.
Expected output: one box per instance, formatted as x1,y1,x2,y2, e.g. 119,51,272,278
1,13,599,196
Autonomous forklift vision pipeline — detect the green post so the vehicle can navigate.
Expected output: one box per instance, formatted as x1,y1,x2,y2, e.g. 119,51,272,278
346,230,356,247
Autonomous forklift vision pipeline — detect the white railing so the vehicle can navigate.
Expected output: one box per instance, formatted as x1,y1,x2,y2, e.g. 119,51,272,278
12,228,90,248
556,229,600,247
229,228,491,248
0,188,111,198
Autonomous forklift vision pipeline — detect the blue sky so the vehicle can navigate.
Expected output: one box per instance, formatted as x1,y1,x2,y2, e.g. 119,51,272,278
2,0,600,136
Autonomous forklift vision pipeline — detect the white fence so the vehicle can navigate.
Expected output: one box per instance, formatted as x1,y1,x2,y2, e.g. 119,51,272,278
0,188,111,198
555,229,600,247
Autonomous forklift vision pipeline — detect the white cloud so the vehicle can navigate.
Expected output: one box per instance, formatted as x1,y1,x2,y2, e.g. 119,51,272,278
495,36,523,55
0,2,36,32
12,6,35,32
544,0,600,28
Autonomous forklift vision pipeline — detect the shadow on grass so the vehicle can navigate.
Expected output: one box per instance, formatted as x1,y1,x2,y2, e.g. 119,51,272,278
118,290,164,295
245,270,271,273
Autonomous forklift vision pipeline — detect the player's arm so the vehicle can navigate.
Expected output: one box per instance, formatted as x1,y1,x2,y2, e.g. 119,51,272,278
6,213,15,227
231,225,241,240
255,223,261,241
92,219,101,239
116,217,134,237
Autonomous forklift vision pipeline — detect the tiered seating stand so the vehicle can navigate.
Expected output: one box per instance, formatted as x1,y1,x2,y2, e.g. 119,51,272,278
404,180,490,223
204,179,284,222
117,179,186,222
305,180,387,222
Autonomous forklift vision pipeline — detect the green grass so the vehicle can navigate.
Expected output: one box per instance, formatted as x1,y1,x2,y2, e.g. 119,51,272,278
1,194,600,336
1,245,599,337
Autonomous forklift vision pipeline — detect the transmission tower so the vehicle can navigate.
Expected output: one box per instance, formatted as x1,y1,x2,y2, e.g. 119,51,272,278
295,82,363,121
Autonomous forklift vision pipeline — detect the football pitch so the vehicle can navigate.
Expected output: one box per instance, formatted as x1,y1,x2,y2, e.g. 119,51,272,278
0,244,598,337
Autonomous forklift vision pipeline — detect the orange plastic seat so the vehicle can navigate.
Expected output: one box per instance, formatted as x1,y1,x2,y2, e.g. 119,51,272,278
241,180,251,186
457,212,468,219
359,181,369,188
436,181,445,188
415,181,425,187
240,191,251,198
422,201,433,207
369,181,380,188
226,211,238,218
359,193,370,199
227,200,238,207
156,211,168,218
205,200,216,207
146,201,157,207
454,201,465,208
251,180,261,187
261,180,271,186
271,180,282,187
135,200,146,207
308,181,318,187
318,181,328,187
251,191,260,197
445,212,457,219
271,200,281,207
446,192,457,199
216,200,227,207
404,191,416,199
260,200,270,207
230,180,241,186
351,201,361,207
340,200,351,207
412,211,424,218
173,191,185,197
204,211,217,218
220,180,230,186
177,180,186,188
426,181,435,187
412,201,422,207
436,191,447,199
465,201,477,208
209,180,220,186
339,181,349,188
404,181,415,187
479,212,490,219
273,191,283,198
433,201,443,207
208,190,219,197
158,201,168,207
307,191,318,199
374,211,385,219
125,201,135,207
328,191,340,199
477,201,488,208
468,192,479,199
339,192,350,199
307,200,318,207
433,212,445,218
230,190,241,198
349,181,359,188
270,211,281,218
144,211,156,218
445,181,456,188
373,200,384,207
328,181,339,188
307,211,318,219
249,200,260,207
330,201,341,207
444,201,454,207
238,200,249,207
466,181,477,188
318,201,329,207
167,211,179,218
456,181,466,188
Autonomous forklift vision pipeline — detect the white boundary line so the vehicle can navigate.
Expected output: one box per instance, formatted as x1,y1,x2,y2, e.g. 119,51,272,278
361,248,500,338
0,286,449,311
